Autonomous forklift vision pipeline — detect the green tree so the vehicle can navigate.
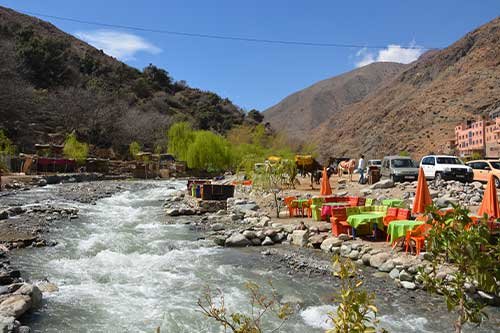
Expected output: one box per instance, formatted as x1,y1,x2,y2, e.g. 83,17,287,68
132,77,153,99
129,141,141,160
186,131,231,172
167,122,195,162
246,109,264,123
398,151,410,157
63,133,89,163
143,64,172,90
15,27,69,88
420,205,499,333
328,256,382,333
0,130,15,171
470,152,483,161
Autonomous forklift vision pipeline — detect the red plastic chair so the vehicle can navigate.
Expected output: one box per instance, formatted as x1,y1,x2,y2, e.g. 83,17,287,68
330,207,351,236
284,196,298,217
405,223,432,255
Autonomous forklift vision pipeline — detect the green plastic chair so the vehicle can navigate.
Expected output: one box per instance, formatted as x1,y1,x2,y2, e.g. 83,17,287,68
311,197,325,221
365,198,374,206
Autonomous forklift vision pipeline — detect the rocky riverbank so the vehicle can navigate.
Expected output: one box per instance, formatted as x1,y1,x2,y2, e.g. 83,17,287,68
0,180,129,332
164,185,500,308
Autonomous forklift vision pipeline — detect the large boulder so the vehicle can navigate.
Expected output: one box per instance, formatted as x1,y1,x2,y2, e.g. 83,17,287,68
0,315,18,333
14,284,42,310
225,233,251,247
379,259,395,272
0,295,31,318
369,253,391,268
308,234,327,248
370,179,394,189
320,237,343,252
291,230,309,247
261,237,274,246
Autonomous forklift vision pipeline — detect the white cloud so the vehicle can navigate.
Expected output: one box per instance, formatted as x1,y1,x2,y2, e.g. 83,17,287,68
75,30,161,61
354,42,423,68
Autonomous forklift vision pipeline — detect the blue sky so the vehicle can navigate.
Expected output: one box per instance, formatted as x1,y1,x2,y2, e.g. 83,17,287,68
1,1,499,111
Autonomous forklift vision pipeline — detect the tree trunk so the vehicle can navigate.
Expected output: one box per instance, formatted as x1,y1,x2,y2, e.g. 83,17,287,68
454,297,464,333
273,193,280,218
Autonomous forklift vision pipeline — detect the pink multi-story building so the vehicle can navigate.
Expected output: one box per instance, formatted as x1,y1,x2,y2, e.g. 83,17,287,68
455,117,500,158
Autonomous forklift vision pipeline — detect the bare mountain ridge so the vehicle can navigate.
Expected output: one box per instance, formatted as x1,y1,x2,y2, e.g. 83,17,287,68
264,62,406,137
314,17,500,159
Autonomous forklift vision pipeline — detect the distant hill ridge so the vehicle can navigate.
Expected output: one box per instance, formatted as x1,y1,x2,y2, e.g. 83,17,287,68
266,17,500,160
0,6,254,157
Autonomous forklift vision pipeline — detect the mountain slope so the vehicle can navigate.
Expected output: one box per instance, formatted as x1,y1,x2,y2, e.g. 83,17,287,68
314,17,500,159
0,6,247,157
264,62,406,137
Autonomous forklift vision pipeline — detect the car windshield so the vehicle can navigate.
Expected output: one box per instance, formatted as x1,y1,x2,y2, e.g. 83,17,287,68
372,161,381,165
490,161,500,170
391,159,415,168
436,157,463,165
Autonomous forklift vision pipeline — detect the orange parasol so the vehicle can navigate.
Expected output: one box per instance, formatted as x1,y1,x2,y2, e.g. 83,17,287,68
320,167,332,195
478,174,500,218
412,167,432,215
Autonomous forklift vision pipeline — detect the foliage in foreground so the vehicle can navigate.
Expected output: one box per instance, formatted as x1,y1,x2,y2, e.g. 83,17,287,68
328,256,383,333
197,257,384,333
198,281,293,333
420,204,499,333
63,132,88,163
129,141,141,160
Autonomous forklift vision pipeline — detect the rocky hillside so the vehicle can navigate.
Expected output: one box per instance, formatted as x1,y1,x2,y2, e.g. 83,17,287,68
0,6,254,157
314,17,500,160
264,62,406,138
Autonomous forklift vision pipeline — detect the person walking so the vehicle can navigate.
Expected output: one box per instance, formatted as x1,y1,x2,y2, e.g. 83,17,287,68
358,154,366,184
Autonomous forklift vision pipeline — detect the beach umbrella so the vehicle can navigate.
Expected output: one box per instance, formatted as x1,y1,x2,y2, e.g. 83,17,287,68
478,173,500,218
412,167,432,215
320,167,332,195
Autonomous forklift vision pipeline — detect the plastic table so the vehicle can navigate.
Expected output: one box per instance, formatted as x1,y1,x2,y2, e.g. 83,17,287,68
387,220,424,244
347,212,386,229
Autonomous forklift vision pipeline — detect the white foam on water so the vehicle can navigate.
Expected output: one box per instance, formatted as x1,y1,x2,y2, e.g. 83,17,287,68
300,304,336,329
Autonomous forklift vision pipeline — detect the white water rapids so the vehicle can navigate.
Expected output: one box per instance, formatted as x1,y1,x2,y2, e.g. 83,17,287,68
11,181,499,332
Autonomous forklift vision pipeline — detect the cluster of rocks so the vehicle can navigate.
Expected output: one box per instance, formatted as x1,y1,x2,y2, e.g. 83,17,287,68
0,250,44,333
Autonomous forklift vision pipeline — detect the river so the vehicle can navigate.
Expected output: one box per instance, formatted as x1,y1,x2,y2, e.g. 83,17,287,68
9,180,499,332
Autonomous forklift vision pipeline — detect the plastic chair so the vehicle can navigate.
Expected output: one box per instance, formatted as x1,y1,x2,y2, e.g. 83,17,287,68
330,207,351,236
405,223,432,255
365,198,374,206
284,196,298,217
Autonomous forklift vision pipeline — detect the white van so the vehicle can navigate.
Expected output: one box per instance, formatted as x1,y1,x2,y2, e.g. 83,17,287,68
420,155,473,182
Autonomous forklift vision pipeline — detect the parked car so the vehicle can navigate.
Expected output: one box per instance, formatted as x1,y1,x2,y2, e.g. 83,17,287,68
381,156,419,182
420,155,473,182
466,160,500,188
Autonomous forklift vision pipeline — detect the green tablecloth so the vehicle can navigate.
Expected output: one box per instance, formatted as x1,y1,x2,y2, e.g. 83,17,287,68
387,220,424,243
347,212,386,229
292,199,309,208
382,199,404,207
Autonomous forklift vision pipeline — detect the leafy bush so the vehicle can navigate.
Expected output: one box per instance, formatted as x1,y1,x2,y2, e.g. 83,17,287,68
420,205,499,333
15,27,69,88
129,141,141,160
63,133,89,163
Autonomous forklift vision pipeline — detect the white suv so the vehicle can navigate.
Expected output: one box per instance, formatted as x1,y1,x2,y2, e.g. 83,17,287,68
420,155,473,182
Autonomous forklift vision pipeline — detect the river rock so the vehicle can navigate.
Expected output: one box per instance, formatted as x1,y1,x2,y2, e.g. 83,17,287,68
340,244,352,257
211,223,225,231
0,315,18,333
261,236,274,246
379,259,395,272
360,189,372,196
14,284,42,310
291,230,309,247
213,236,226,246
399,270,413,282
361,253,371,266
225,233,251,247
263,228,278,237
0,211,8,220
370,179,394,189
331,246,341,255
242,230,257,239
36,281,59,294
309,234,327,248
320,237,343,253
338,234,350,241
389,268,400,279
165,208,180,216
348,250,360,260
251,237,262,246
400,281,416,290
369,253,390,269
18,326,31,333
317,222,331,232
0,295,31,318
